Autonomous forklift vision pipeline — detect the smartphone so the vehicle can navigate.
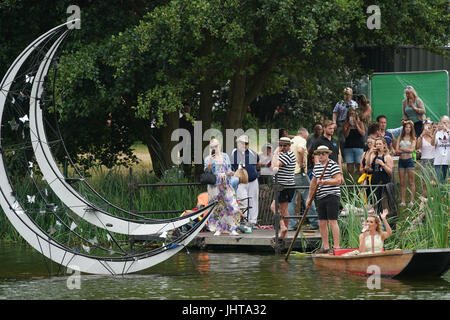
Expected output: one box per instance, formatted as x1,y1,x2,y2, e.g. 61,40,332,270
211,149,216,156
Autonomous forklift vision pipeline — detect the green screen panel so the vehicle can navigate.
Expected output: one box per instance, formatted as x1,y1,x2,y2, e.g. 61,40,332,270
371,71,449,129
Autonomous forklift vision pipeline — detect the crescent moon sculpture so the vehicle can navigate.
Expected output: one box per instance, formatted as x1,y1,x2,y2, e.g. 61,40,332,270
0,21,216,274
26,23,210,236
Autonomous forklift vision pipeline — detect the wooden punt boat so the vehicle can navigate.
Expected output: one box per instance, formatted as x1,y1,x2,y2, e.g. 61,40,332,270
312,248,450,278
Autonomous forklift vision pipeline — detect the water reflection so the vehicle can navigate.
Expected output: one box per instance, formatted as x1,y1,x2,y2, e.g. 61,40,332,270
0,244,448,300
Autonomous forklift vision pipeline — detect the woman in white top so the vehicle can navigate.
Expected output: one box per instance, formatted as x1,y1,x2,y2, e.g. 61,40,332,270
343,209,392,256
358,209,392,254
433,115,450,183
416,121,436,199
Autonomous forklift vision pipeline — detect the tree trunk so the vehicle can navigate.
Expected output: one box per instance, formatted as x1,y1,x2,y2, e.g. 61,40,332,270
142,111,179,177
224,51,279,135
224,60,248,146
191,31,215,180
193,76,214,180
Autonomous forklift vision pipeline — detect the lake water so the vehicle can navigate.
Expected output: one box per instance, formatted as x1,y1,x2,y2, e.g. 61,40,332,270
0,243,449,300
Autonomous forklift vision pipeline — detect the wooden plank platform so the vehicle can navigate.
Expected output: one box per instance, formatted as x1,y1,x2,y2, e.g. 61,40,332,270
189,229,322,252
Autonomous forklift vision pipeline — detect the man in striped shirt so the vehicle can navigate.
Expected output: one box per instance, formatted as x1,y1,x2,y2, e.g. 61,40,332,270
270,137,296,239
306,146,343,254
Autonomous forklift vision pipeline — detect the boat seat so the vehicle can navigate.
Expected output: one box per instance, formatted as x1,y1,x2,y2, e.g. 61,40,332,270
333,248,385,256
333,249,359,256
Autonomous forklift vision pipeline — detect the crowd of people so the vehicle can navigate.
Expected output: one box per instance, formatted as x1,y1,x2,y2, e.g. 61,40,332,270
202,86,449,254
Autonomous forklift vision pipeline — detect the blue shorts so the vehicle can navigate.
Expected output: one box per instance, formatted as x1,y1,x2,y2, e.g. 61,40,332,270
343,148,364,164
398,158,415,170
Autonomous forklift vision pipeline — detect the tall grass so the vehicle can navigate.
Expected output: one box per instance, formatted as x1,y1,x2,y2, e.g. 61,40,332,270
385,164,449,250
0,165,205,245
337,178,378,249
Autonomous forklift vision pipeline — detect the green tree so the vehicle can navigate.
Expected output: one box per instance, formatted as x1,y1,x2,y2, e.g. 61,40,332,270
2,0,448,177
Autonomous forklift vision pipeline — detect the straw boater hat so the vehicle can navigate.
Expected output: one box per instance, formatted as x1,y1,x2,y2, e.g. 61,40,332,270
313,145,332,154
279,137,292,145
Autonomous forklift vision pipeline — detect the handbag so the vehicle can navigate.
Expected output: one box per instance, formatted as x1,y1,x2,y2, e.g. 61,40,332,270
200,172,216,185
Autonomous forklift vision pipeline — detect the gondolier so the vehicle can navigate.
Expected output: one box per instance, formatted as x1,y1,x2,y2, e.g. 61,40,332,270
306,145,343,254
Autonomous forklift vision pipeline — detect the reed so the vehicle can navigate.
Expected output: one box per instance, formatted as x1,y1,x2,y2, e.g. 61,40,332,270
385,164,449,250
337,178,377,249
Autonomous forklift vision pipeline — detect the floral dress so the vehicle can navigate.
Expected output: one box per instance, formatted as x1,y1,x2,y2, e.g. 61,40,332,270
206,157,240,233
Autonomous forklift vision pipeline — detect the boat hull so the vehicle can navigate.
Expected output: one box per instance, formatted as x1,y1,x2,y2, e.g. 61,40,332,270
312,249,450,278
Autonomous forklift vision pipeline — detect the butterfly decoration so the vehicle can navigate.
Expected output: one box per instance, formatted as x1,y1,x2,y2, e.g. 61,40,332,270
25,74,34,84
27,195,35,204
70,221,78,231
19,114,29,123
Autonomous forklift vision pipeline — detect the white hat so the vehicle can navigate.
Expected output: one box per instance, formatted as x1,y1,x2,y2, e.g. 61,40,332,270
313,145,332,154
279,137,292,145
237,135,249,143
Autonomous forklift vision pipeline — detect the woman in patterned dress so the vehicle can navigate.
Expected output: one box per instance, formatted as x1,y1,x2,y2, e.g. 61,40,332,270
204,139,241,236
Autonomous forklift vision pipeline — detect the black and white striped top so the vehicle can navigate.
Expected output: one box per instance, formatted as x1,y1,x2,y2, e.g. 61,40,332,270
273,150,296,186
312,159,341,199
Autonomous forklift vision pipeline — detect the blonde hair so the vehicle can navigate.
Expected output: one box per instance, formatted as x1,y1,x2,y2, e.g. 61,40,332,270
234,168,248,184
404,86,418,100
367,214,382,233
374,137,389,155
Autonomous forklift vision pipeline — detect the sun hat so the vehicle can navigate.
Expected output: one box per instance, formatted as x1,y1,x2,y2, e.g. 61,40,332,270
279,137,292,145
313,145,332,154
237,135,249,143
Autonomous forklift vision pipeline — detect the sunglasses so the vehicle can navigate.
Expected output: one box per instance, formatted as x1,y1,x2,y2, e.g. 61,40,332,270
279,144,289,147
316,152,328,156
210,145,218,149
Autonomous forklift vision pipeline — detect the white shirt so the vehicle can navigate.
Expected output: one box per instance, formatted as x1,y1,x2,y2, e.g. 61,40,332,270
434,130,450,165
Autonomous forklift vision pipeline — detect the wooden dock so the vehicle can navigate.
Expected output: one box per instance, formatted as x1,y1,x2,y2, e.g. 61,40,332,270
189,229,322,252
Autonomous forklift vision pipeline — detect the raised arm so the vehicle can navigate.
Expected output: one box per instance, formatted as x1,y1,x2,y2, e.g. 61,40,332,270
380,209,393,240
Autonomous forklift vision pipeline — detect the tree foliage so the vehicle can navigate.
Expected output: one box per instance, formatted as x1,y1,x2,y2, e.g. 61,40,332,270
1,0,448,176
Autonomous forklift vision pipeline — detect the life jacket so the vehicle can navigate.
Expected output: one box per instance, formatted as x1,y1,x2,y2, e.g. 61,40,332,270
180,192,209,221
